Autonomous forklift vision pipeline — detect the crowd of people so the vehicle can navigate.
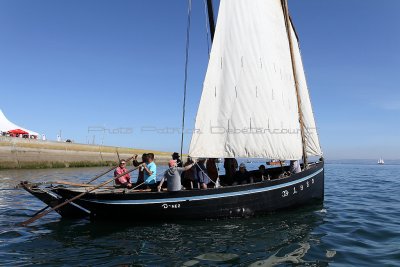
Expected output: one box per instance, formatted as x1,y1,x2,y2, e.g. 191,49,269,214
114,152,303,192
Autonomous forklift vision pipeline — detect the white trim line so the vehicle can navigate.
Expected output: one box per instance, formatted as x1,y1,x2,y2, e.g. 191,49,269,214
82,168,323,205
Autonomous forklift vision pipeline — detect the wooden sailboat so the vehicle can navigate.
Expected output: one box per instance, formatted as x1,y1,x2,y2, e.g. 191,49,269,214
21,0,324,222
378,158,384,165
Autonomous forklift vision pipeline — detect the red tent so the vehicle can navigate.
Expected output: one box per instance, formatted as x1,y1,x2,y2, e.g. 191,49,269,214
8,129,29,135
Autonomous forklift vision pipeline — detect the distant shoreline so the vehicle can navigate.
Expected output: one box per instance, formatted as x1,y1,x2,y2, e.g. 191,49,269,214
0,136,171,169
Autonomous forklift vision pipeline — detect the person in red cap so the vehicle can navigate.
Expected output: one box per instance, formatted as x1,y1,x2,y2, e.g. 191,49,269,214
158,159,196,192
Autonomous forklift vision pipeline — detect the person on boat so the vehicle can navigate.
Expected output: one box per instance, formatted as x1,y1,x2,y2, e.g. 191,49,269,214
223,158,238,185
114,159,133,189
253,164,270,182
232,163,252,185
194,158,210,189
143,153,157,190
182,157,196,189
172,152,183,167
133,153,148,188
158,159,196,192
289,160,301,174
206,158,219,185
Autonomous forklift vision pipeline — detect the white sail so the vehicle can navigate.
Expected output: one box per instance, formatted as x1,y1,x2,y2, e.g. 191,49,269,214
289,22,323,156
189,0,304,159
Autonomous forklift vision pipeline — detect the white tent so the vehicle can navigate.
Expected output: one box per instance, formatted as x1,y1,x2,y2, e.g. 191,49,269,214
0,109,39,137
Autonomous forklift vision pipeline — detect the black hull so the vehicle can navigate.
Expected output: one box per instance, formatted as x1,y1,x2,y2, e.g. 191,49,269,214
20,183,89,219
24,162,324,221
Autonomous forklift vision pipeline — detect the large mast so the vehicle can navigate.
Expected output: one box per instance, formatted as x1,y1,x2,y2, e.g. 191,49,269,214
180,0,192,159
281,0,308,168
206,0,216,42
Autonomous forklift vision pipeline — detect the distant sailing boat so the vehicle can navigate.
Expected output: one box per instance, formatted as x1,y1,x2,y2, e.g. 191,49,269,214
21,0,324,222
378,158,384,165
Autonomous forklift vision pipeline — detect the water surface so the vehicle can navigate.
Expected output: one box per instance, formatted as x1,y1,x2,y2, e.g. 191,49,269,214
0,163,399,266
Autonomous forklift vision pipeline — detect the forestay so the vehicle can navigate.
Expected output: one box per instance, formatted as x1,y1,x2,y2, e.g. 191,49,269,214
189,0,306,159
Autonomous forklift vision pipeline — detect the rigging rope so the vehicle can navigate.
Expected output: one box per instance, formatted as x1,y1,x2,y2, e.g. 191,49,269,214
194,162,220,188
180,0,192,159
203,0,211,55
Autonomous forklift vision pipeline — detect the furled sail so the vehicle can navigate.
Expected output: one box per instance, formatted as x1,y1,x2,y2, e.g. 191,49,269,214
189,0,309,159
289,22,323,156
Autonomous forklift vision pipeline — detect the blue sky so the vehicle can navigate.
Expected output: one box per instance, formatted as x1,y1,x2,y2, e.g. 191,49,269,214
0,0,399,160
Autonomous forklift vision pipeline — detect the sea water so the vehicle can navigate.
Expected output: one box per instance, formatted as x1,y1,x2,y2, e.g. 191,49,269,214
0,162,399,266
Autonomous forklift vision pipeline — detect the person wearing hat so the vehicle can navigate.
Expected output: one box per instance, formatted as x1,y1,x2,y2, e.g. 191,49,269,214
172,152,183,167
232,163,252,185
254,164,270,182
158,159,196,192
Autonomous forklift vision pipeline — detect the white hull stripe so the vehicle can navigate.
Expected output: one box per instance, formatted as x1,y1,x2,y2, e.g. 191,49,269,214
82,168,323,205
45,190,91,214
